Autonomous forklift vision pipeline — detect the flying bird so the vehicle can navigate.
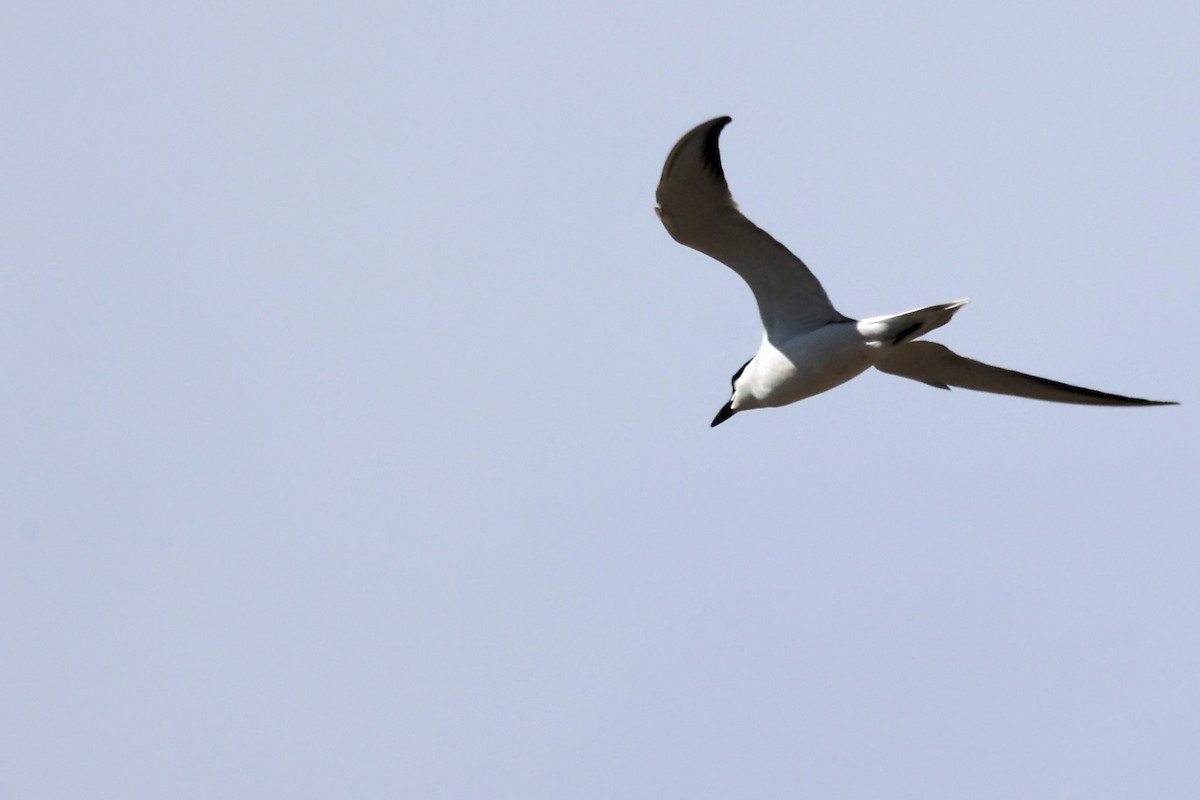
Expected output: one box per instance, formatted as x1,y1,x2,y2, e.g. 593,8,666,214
655,116,1177,426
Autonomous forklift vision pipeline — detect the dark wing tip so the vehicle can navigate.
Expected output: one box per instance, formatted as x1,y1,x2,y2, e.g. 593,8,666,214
659,115,733,191
699,116,733,181
1024,373,1179,406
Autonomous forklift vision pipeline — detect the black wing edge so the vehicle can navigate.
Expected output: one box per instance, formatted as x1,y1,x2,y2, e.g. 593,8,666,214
1015,373,1178,406
700,116,733,181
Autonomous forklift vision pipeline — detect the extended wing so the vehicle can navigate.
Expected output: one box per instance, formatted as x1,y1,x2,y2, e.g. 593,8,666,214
877,341,1177,406
655,117,849,341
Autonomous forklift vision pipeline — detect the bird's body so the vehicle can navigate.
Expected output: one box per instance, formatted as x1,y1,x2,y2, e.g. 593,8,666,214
655,116,1175,426
739,323,871,409
710,300,967,423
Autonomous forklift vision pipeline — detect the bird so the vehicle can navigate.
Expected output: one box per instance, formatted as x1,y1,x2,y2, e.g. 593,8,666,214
655,116,1177,426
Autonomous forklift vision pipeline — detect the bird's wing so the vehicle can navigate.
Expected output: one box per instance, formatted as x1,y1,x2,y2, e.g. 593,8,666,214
655,117,848,341
876,341,1177,406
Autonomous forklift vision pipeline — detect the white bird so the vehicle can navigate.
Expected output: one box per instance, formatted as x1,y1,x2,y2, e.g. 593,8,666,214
655,116,1177,426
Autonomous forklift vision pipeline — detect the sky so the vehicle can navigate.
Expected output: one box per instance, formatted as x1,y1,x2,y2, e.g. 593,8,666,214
2,2,1197,797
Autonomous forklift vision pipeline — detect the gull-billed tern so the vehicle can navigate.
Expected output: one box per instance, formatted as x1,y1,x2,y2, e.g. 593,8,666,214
655,116,1177,427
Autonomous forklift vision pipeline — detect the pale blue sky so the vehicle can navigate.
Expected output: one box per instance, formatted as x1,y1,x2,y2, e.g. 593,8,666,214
2,2,1197,798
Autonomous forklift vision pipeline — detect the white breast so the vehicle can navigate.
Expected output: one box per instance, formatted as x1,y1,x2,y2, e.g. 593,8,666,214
738,325,874,409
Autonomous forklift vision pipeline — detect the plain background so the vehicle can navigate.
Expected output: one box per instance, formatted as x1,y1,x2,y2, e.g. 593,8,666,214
2,2,1197,798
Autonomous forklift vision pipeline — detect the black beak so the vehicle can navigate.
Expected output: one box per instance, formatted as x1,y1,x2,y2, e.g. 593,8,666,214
710,401,736,427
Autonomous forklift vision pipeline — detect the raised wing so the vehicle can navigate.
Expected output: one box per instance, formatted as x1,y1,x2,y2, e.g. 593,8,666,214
655,117,848,341
877,341,1178,406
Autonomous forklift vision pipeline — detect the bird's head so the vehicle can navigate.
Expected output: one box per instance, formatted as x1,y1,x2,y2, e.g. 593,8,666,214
711,358,753,427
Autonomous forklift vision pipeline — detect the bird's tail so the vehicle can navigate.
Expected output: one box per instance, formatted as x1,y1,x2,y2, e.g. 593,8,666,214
861,299,969,346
